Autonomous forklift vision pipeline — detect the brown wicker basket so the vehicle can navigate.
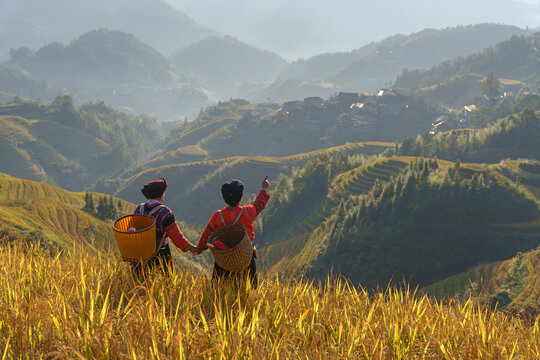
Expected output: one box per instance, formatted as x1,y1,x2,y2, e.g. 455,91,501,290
208,223,253,272
113,214,157,262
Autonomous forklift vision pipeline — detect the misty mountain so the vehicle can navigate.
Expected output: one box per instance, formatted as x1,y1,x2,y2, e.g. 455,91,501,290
394,33,540,106
0,0,215,59
279,24,528,91
10,30,178,89
6,30,212,120
170,35,287,97
0,65,58,103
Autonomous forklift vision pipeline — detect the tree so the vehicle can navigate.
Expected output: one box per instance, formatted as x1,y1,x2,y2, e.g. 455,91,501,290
97,196,107,219
9,47,35,61
51,95,87,130
83,191,95,213
481,73,502,99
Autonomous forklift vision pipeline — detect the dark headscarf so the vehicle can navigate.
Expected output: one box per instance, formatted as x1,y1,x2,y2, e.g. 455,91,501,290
221,179,244,207
141,178,168,199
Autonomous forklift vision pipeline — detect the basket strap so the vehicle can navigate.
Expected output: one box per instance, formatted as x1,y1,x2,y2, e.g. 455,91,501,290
148,204,165,216
218,210,226,226
138,203,145,214
233,208,244,224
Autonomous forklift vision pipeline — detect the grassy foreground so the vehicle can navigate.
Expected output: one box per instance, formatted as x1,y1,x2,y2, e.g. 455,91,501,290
0,242,539,359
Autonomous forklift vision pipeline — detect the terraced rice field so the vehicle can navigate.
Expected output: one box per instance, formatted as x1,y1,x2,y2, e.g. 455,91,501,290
0,174,110,248
333,157,416,195
0,172,83,206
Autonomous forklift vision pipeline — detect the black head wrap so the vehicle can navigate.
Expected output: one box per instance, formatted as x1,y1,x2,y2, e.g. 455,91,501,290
141,178,168,199
221,179,244,207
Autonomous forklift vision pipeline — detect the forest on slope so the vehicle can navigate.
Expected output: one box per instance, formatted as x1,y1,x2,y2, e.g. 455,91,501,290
0,97,159,189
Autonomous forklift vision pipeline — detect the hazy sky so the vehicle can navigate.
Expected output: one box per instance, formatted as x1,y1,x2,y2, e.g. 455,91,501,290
164,0,540,60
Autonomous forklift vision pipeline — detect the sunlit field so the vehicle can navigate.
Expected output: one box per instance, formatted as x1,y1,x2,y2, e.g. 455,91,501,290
0,240,539,359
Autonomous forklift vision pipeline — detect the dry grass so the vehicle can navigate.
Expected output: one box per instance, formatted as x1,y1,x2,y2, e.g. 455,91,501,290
1,241,539,359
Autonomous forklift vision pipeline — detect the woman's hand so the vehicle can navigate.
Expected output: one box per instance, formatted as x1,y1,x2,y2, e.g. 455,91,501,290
261,176,270,190
187,244,202,255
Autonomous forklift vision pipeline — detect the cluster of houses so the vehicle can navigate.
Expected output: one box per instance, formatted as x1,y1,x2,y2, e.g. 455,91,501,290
239,89,414,144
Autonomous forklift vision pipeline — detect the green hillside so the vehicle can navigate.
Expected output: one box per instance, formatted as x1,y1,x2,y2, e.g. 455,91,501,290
257,106,540,293
115,142,393,224
257,155,540,290
394,33,540,105
153,96,437,168
398,108,540,163
426,248,540,314
332,156,420,195
0,99,160,190
426,159,540,312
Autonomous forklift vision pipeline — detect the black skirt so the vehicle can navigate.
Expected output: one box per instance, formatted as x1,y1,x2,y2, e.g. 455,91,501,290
212,250,258,289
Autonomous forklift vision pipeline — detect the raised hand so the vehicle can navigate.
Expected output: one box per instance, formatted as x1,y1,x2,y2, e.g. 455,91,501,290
261,176,270,190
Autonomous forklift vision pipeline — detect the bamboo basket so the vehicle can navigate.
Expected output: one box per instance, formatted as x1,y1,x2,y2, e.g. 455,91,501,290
113,214,157,262
208,223,253,272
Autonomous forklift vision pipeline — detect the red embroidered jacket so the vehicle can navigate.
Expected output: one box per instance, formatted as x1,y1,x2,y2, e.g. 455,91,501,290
197,189,270,250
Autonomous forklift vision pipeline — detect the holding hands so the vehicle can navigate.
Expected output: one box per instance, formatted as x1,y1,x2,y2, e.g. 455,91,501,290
187,244,203,255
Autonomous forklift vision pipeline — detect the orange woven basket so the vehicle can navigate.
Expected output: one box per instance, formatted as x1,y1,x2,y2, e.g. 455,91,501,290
209,223,253,272
113,214,157,262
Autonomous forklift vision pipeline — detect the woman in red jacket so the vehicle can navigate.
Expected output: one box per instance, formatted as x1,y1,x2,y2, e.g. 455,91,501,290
196,176,270,288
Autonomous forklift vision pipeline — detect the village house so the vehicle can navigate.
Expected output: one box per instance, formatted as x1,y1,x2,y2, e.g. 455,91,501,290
303,96,324,107
239,111,262,130
377,89,409,117
429,115,459,135
349,103,378,139
461,104,477,126
336,92,361,110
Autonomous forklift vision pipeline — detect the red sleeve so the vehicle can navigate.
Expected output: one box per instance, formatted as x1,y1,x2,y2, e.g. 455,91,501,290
164,222,191,251
197,212,219,250
243,189,270,219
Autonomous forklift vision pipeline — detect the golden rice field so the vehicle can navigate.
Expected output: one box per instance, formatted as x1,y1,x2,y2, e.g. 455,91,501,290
1,241,539,360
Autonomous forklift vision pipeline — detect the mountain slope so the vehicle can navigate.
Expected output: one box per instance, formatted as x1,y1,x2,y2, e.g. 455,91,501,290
394,33,540,105
426,159,540,313
154,96,437,167
257,155,540,290
0,172,126,250
398,108,540,163
171,35,287,97
6,30,212,119
0,0,214,58
277,24,527,93
12,30,177,89
113,142,393,224
0,99,160,190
